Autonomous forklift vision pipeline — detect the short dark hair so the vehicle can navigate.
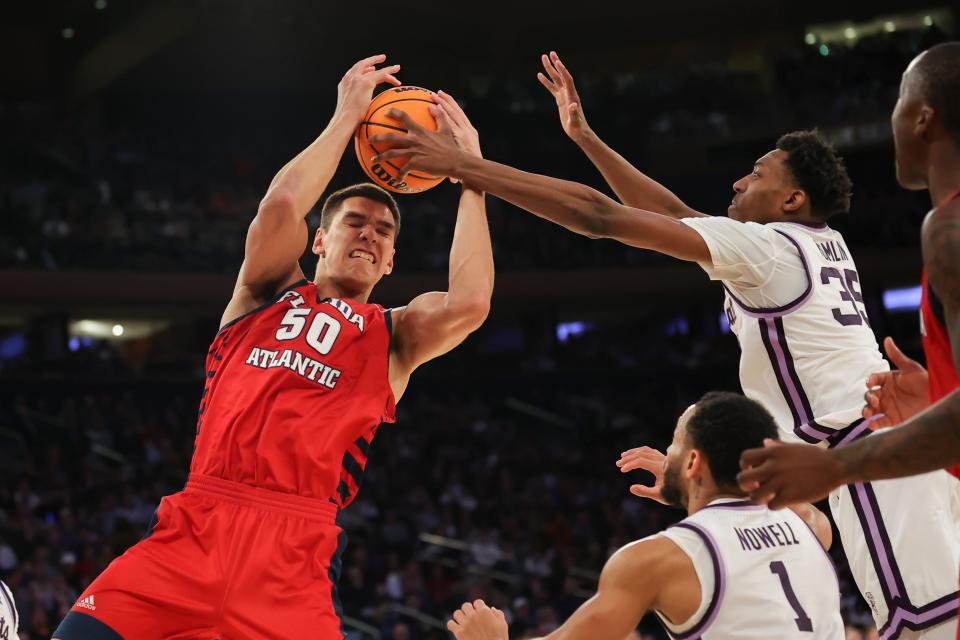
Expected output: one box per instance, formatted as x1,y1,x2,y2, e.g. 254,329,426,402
320,183,401,236
912,42,960,146
685,391,779,492
776,130,852,220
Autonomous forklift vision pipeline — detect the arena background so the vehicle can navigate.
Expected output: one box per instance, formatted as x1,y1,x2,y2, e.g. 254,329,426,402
0,1,954,638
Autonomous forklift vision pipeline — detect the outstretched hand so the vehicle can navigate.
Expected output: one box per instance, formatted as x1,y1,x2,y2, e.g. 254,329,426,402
430,91,481,184
737,439,847,509
335,54,401,125
537,51,590,142
862,337,930,427
369,104,468,181
447,600,509,640
617,446,669,505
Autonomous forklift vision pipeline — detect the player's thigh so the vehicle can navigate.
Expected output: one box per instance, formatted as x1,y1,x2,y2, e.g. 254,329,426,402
56,493,227,639
221,520,347,639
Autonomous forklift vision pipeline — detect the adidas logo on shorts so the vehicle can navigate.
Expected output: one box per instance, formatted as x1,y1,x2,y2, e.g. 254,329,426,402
76,595,96,611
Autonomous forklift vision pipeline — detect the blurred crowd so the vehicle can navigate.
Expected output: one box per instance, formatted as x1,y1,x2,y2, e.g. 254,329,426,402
0,321,880,639
0,27,949,275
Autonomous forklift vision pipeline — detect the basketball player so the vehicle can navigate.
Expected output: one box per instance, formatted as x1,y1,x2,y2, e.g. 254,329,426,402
445,393,845,640
0,580,18,640
53,55,494,639
369,54,960,638
736,44,960,500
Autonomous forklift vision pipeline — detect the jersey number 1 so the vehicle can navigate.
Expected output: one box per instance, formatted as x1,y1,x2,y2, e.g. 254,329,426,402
276,308,341,355
770,561,813,632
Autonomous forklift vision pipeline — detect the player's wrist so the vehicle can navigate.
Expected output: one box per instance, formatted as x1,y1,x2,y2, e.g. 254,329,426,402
572,126,597,146
831,448,861,485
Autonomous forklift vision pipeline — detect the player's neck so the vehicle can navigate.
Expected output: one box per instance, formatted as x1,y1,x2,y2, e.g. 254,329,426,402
686,488,746,516
313,277,372,304
927,143,960,208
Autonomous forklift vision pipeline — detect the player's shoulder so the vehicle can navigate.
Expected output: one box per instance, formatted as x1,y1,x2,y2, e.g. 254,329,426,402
924,198,960,233
607,535,689,582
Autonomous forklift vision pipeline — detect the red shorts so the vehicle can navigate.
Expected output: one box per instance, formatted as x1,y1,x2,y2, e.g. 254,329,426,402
54,475,347,640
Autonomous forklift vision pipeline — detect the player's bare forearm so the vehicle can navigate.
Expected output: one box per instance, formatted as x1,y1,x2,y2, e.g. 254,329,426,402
454,155,710,262
445,187,494,317
834,391,960,482
576,130,706,219
389,187,492,374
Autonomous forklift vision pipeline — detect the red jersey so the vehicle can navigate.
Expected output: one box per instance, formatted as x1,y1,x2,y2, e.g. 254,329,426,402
921,188,960,478
189,279,396,505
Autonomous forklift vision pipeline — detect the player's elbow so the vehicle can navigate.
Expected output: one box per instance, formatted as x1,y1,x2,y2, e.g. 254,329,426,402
257,189,299,223
454,297,491,331
579,190,618,239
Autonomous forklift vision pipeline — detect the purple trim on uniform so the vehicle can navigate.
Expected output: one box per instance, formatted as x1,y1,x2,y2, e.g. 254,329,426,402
778,220,831,232
843,478,957,638
664,522,726,640
827,417,875,449
851,483,902,601
701,499,766,511
794,420,836,443
720,230,814,319
759,317,816,432
879,591,960,639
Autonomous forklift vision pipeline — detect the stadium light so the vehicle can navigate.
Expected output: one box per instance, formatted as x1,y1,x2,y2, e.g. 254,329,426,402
819,44,830,56
882,285,922,312
884,21,896,32
112,324,124,337
844,27,857,39
62,27,75,39
556,321,592,343
923,15,934,26
805,33,817,45
95,0,107,8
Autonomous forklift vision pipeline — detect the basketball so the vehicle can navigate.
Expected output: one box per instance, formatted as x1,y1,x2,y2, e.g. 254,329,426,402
354,85,444,194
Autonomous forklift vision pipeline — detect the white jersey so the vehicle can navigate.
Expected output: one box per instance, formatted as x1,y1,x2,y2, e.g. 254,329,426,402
682,217,886,444
655,499,844,639
683,216,960,639
0,580,18,640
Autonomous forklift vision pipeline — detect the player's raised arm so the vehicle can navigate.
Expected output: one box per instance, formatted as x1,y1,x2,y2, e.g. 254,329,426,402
388,94,493,395
370,121,710,263
447,539,673,640
538,51,707,220
221,55,401,327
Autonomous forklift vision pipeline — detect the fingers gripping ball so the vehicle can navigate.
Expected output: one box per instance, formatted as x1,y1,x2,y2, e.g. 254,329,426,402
355,86,443,194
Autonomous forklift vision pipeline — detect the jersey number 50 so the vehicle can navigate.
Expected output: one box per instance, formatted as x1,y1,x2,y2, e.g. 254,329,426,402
276,308,341,355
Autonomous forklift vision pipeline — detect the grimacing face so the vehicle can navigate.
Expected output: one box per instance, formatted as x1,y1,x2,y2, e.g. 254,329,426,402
728,149,802,224
312,196,397,292
660,405,697,510
891,56,930,191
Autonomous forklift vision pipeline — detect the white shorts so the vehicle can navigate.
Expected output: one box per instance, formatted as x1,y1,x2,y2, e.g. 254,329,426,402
830,459,960,640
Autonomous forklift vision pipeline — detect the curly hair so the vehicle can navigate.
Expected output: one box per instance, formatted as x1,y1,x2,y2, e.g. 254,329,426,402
776,130,852,220
685,391,780,492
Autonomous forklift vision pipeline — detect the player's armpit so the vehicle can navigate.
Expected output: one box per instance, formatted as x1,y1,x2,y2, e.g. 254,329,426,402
539,538,682,640
220,197,307,328
231,194,308,297
389,291,490,376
